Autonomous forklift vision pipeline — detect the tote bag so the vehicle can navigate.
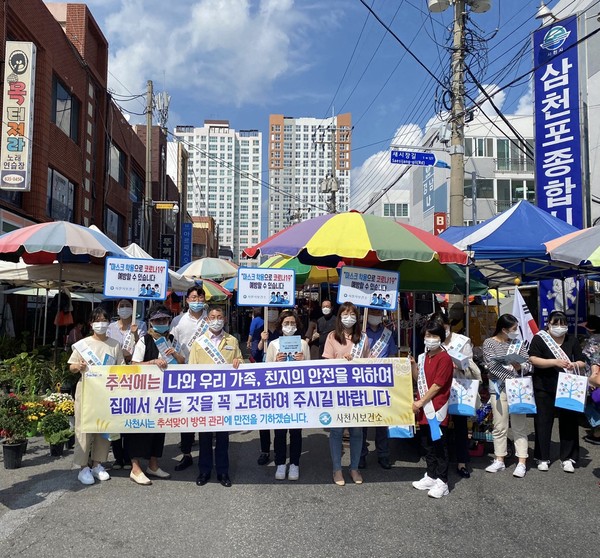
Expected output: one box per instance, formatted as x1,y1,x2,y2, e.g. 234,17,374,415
555,372,588,413
448,378,480,416
505,376,537,414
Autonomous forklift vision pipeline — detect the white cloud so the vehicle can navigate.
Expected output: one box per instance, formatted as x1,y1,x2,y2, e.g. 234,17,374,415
514,80,534,115
473,83,507,117
98,0,315,113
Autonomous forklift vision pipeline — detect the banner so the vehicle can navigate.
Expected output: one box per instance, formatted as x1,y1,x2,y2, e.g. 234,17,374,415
534,16,584,227
180,222,192,268
512,288,539,347
104,257,169,301
160,234,175,263
338,266,399,311
538,277,585,329
1,42,36,191
236,267,295,307
80,358,415,433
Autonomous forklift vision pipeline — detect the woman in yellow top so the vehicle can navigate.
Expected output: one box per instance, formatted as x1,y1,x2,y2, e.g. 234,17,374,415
189,305,242,488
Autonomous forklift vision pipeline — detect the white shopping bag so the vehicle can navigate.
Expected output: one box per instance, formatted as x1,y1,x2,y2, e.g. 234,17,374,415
555,372,588,413
505,376,537,414
448,378,479,416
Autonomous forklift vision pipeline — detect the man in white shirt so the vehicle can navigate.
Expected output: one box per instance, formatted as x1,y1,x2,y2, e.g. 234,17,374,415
170,285,208,471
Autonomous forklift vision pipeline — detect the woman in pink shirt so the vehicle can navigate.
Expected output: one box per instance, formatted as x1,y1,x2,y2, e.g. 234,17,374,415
323,302,370,486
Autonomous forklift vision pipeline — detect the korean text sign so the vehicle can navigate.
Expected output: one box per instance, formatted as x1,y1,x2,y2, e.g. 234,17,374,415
80,358,415,433
104,257,169,301
534,16,583,227
338,266,399,311
1,42,36,191
236,267,296,307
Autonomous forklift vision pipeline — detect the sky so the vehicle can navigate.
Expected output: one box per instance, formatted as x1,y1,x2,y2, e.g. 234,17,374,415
44,0,567,215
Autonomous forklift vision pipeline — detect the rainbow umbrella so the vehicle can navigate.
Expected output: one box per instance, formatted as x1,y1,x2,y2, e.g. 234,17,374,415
177,257,238,280
260,255,340,286
544,227,600,267
201,278,232,302
243,211,468,267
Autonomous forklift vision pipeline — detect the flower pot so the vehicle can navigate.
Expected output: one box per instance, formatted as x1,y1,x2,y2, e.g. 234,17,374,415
2,441,27,469
49,443,65,457
66,434,75,450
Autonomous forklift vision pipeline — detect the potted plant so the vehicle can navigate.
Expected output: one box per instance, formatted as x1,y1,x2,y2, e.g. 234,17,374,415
0,393,29,469
44,393,75,448
39,411,72,457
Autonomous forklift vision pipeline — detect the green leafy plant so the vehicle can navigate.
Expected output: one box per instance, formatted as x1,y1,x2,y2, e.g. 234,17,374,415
0,392,29,444
39,411,72,445
0,351,71,395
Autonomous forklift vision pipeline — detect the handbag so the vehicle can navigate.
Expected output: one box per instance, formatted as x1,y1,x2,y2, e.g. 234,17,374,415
448,378,480,416
555,370,588,413
505,376,537,414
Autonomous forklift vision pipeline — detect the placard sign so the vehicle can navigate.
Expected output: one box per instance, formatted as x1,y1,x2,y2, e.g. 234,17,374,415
79,358,415,433
236,267,296,307
337,266,399,310
104,257,169,301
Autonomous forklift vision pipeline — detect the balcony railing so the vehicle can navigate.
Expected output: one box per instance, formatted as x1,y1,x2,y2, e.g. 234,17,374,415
494,158,534,173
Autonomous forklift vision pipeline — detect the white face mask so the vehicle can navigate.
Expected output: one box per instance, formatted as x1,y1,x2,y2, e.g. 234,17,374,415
341,315,357,328
92,322,109,335
117,307,133,319
322,307,332,316
208,319,224,333
424,338,441,351
505,330,519,340
268,310,279,322
282,325,297,336
549,325,568,337
367,315,383,327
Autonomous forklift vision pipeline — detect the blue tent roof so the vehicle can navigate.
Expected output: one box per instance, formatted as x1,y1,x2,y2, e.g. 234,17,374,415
439,201,580,284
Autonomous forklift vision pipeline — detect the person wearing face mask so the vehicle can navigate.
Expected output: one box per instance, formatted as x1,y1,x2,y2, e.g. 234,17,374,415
482,314,532,478
316,300,336,358
529,310,586,473
323,302,370,486
246,307,264,361
304,301,322,360
410,319,454,499
106,299,147,470
255,307,281,465
359,308,398,470
126,305,184,485
68,307,125,486
189,305,243,488
170,285,208,471
265,310,310,481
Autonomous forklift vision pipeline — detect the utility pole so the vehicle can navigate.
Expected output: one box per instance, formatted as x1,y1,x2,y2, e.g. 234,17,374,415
315,115,339,214
449,0,466,227
143,80,153,252
471,171,477,225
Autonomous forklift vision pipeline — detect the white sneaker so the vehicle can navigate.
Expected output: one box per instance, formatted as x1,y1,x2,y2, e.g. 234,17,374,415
513,463,527,478
561,459,575,473
485,459,506,473
412,473,437,491
78,466,95,485
427,478,449,499
275,464,287,480
537,460,550,472
288,464,299,481
91,464,110,481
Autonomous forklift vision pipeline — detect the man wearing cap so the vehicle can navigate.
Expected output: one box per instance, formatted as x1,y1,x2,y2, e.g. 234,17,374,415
170,285,209,470
189,305,243,487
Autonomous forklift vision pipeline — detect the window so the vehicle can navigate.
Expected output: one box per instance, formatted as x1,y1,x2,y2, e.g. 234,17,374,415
52,76,80,142
130,170,143,202
104,207,124,244
109,142,126,186
464,178,494,199
383,203,409,218
47,168,75,221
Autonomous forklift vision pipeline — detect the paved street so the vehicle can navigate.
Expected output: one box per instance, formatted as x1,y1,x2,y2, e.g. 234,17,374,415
1,423,598,558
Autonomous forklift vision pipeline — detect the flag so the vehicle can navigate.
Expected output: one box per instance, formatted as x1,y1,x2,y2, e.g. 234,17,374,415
512,288,539,347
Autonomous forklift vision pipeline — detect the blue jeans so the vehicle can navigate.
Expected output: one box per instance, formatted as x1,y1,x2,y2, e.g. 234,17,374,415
329,427,362,471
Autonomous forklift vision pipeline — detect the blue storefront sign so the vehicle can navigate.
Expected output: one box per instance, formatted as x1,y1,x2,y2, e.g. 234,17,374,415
534,16,584,228
180,222,192,267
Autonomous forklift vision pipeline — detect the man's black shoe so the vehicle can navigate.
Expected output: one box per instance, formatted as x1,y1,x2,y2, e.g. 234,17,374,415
257,452,270,466
378,457,392,470
358,456,367,469
174,454,193,471
196,473,210,486
217,474,232,487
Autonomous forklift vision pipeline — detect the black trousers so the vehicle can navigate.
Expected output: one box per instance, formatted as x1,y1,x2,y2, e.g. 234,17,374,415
274,429,302,466
124,433,165,460
259,430,271,453
198,431,229,475
180,432,195,455
533,390,580,462
111,437,130,464
452,415,470,464
361,426,390,458
419,424,449,483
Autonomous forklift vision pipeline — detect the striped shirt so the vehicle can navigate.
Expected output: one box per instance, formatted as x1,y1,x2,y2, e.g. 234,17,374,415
482,337,532,383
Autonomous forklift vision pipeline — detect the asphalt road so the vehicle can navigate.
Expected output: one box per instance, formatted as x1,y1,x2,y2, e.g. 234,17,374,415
1,423,598,558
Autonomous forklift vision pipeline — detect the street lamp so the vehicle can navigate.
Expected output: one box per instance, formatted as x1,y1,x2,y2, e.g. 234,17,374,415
428,0,492,227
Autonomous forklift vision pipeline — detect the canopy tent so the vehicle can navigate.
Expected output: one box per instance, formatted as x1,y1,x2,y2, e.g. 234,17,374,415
439,201,580,285
0,261,106,289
